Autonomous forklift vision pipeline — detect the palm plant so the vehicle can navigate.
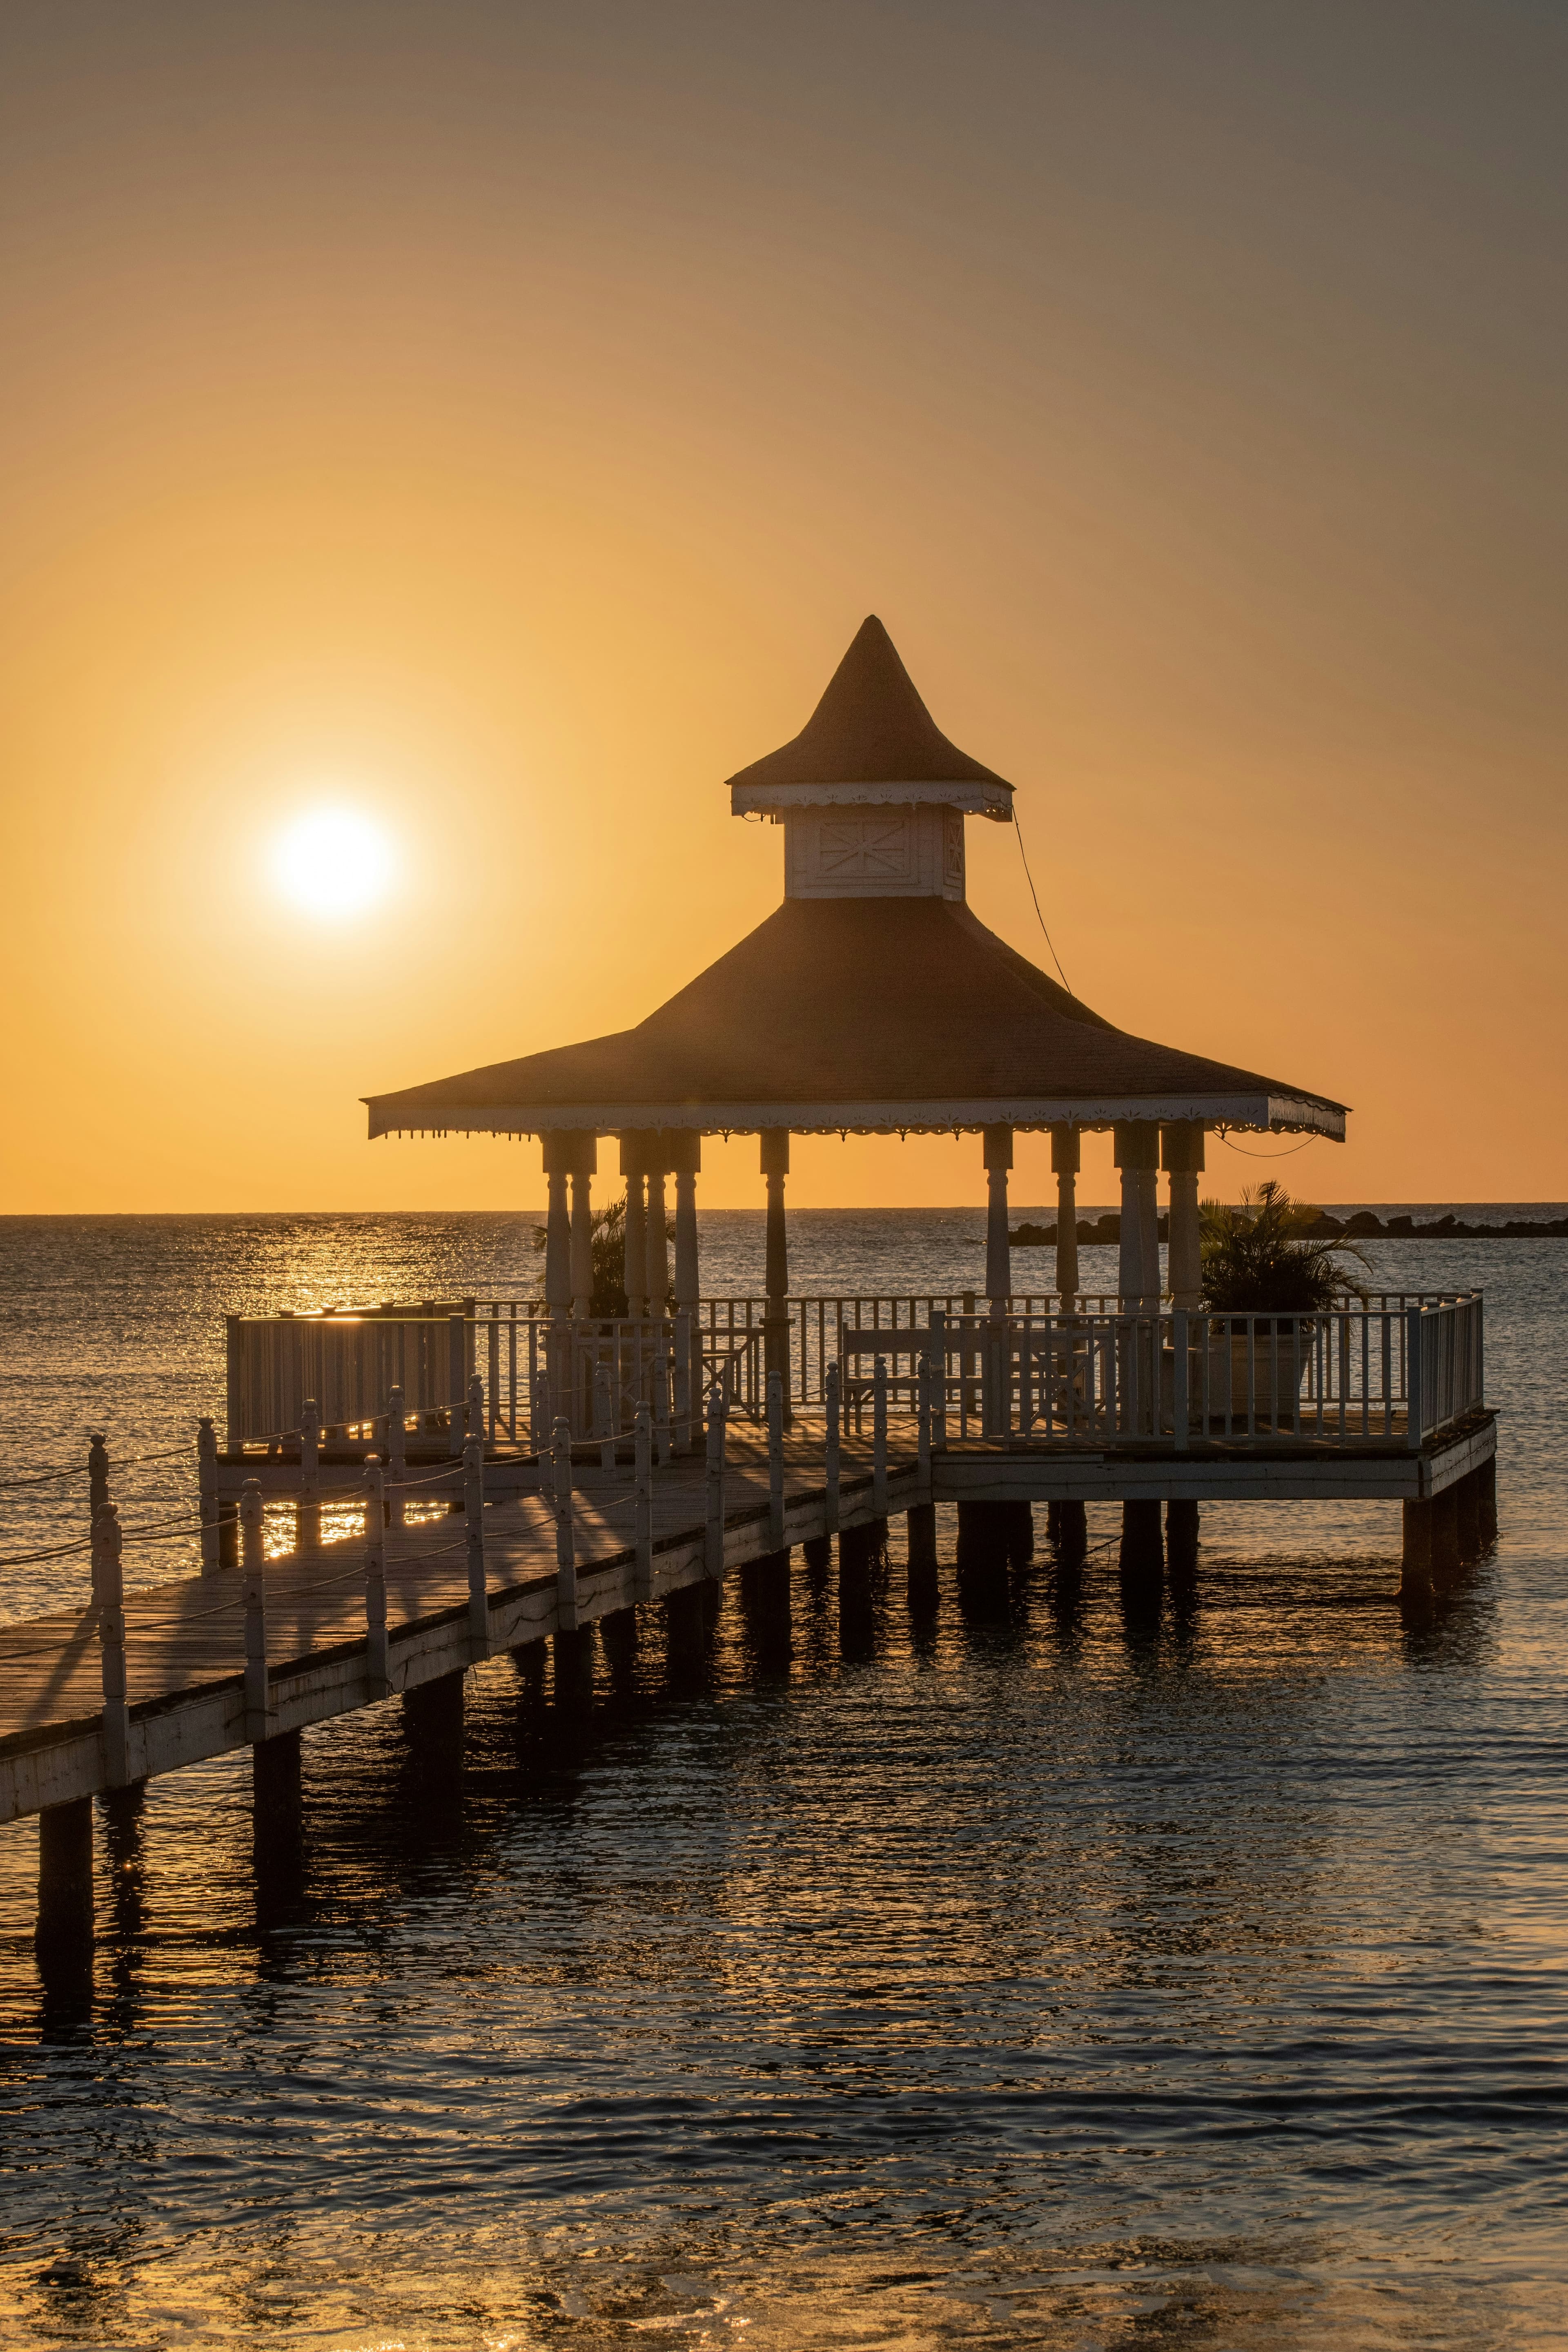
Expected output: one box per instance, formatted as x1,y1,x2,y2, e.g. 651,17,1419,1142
1199,1181,1370,1324
530,1192,674,1318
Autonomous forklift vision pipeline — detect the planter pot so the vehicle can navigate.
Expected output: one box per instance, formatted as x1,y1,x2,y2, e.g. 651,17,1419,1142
1204,1322,1314,1424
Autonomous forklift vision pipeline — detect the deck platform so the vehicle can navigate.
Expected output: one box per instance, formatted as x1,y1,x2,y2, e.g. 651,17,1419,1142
0,1411,1497,1828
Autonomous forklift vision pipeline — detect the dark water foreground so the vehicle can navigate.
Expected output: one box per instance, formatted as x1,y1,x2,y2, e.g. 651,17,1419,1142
1,1215,1566,2350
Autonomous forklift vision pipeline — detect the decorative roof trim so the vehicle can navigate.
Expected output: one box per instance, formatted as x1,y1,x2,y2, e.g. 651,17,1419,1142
731,778,1013,821
368,1093,1346,1142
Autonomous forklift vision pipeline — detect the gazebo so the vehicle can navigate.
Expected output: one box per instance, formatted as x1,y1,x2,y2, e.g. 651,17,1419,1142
365,615,1345,1359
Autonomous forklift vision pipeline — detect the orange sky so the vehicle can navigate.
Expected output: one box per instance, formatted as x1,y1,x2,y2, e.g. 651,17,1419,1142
2,2,1564,1215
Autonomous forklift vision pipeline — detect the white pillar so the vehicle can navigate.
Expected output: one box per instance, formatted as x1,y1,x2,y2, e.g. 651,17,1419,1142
1051,1123,1080,1303
568,1134,596,1319
670,1131,701,1443
646,1155,670,1317
541,1140,572,1318
620,1134,648,1318
1114,1122,1160,1310
671,1132,700,1312
983,1124,1013,1308
1163,1123,1205,1310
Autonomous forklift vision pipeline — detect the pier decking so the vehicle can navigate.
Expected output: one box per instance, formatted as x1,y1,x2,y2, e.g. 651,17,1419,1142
1,1402,1497,1831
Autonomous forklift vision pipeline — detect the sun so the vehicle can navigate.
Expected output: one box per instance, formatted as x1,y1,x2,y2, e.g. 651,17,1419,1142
272,807,396,920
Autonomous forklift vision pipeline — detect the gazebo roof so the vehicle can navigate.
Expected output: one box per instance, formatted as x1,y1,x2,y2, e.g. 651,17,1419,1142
726,616,1014,808
365,897,1347,1140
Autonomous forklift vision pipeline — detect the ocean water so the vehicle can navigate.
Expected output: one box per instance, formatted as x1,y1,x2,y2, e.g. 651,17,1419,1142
1,1211,1566,2350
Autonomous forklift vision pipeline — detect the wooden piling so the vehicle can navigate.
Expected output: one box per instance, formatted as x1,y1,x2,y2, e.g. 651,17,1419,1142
36,1796,94,1964
253,1726,303,1849
1479,1455,1498,1547
1431,1483,1461,1577
906,1501,939,1581
1119,1499,1163,1580
1050,1499,1088,1562
1454,1469,1481,1563
1165,1498,1200,1576
1401,1497,1434,1584
404,1670,465,1759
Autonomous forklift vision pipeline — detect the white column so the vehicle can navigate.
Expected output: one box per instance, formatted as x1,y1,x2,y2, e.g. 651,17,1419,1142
1114,1122,1160,1310
568,1134,596,1319
1163,1123,1205,1310
646,1153,670,1317
620,1134,648,1318
670,1132,701,1446
541,1139,572,1318
983,1124,1013,1308
1052,1123,1080,1303
671,1133,700,1311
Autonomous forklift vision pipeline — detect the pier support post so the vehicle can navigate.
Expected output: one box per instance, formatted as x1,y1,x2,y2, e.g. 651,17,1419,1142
36,1797,94,1967
253,1728,303,1849
663,1581,709,1674
956,1500,1030,1574
1165,1498,1200,1576
1401,1497,1434,1585
404,1671,466,1761
1049,1499,1088,1562
1454,1470,1481,1563
1430,1484,1461,1578
802,1534,832,1577
1119,1499,1164,1579
1479,1456,1498,1547
553,1626,595,1707
906,1502,938,1584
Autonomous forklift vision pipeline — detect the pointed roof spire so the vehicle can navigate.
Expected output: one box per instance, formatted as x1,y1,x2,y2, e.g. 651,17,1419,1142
726,617,1014,809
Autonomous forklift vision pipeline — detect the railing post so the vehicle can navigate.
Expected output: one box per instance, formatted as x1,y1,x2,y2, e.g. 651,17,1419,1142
241,1477,269,1742
634,1398,654,1602
86,1432,111,1602
464,1430,488,1658
917,1353,932,1478
386,1383,407,1528
653,1346,672,1469
873,1355,889,1519
198,1417,221,1573
553,1417,579,1632
594,1356,615,1472
225,1312,243,1449
930,1311,948,1450
1172,1310,1189,1451
767,1369,785,1550
674,1307,694,1453
299,1397,321,1551
468,1372,486,1456
96,1504,131,1788
1405,1305,1424,1452
824,1359,841,1535
447,1315,466,1454
364,1457,390,1698
705,1383,727,1581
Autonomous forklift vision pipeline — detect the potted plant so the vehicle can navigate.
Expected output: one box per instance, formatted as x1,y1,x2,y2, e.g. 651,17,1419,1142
1198,1181,1370,1423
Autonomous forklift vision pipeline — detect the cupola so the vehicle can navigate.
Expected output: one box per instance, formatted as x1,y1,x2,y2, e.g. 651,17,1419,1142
726,616,1013,902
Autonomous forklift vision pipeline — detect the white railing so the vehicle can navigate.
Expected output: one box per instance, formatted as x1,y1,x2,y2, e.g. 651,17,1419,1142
912,1294,1484,1450
225,1292,1483,1451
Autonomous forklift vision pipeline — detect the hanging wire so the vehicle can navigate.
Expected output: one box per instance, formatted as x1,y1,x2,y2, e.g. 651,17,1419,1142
1012,804,1074,995
1219,1133,1315,1161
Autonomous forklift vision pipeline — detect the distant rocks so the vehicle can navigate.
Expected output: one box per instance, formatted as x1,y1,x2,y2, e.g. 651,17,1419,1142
1006,1210,1568,1246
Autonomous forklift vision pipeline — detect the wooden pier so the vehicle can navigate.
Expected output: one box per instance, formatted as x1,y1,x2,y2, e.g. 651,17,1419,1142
2,1352,1498,1969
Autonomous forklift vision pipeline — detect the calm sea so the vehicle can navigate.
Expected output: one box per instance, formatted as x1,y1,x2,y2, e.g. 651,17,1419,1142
2,1210,1567,2350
